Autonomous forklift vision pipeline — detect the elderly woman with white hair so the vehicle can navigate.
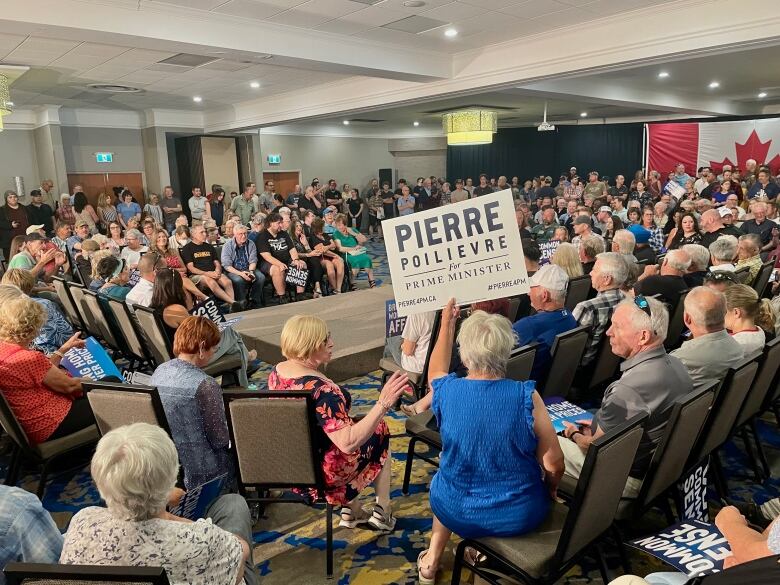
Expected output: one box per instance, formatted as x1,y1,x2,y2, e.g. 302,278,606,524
417,299,564,584
120,227,148,268
709,235,739,273
60,422,257,585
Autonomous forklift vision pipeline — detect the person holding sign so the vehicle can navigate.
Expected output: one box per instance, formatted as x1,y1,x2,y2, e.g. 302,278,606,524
256,212,307,304
417,299,564,584
0,285,96,445
180,224,239,310
332,214,376,288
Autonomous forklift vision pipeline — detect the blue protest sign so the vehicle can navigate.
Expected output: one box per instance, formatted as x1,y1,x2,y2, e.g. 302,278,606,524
678,458,710,522
386,299,407,338
61,337,124,381
538,240,560,265
545,400,594,433
628,520,731,576
189,297,226,325
169,474,229,520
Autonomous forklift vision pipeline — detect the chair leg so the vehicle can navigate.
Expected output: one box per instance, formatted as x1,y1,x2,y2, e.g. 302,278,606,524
594,543,611,584
451,540,466,585
773,403,780,428
750,419,771,478
36,459,50,499
4,445,21,486
660,496,677,525
740,428,764,481
710,453,730,500
325,503,334,579
612,525,632,574
402,437,417,496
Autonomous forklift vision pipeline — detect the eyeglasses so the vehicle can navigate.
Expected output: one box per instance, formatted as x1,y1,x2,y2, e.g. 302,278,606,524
633,295,652,318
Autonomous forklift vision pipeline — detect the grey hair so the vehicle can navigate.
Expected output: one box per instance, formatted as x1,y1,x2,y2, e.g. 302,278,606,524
595,252,629,286
91,423,179,521
684,286,726,331
665,249,692,272
612,229,635,254
581,234,605,260
739,233,762,254
620,296,669,343
233,223,248,234
681,244,710,271
125,228,142,240
709,235,738,262
457,310,517,378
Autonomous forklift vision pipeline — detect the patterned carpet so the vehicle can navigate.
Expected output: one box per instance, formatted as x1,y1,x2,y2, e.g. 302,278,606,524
2,236,780,583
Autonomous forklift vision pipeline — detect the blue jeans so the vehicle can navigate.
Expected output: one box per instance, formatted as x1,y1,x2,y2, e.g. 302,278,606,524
227,270,266,305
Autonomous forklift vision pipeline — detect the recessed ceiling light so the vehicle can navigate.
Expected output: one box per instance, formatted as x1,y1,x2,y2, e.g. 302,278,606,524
403,0,425,6
193,96,202,103
444,28,458,37
708,81,720,89
413,121,420,126
658,71,669,78
342,120,350,125
580,112,588,117
250,81,260,89
758,92,768,98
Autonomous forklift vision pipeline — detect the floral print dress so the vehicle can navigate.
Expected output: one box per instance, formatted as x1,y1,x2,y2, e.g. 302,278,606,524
268,369,389,505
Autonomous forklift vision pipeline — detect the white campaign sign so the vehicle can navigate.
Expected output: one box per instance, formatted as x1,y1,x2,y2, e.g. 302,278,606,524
383,189,529,317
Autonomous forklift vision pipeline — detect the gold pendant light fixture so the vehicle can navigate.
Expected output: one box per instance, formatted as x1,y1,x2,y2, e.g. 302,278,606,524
442,109,497,146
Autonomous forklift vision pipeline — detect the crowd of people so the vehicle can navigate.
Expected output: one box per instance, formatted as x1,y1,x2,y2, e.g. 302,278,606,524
1,160,780,584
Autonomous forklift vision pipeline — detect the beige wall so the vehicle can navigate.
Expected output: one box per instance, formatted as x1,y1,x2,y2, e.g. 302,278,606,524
60,126,146,174
201,136,239,196
388,136,447,183
0,128,40,203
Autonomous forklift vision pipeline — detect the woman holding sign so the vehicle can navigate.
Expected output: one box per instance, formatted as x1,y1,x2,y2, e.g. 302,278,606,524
332,214,376,288
0,285,96,445
416,299,564,584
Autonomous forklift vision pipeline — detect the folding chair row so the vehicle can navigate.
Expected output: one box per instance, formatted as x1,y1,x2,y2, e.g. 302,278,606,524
3,563,169,584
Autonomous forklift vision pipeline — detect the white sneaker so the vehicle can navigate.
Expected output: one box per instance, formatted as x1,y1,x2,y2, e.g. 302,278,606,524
367,504,396,531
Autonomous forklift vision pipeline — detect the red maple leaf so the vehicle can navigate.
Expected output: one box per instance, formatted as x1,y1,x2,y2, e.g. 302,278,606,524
710,130,773,173
767,154,780,176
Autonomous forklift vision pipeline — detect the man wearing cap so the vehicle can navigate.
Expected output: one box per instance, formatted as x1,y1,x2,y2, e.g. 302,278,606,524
699,208,744,249
583,171,607,199
66,221,91,260
594,206,612,233
626,224,657,264
322,207,338,234
672,163,693,187
512,264,577,381
27,189,55,236
571,214,604,249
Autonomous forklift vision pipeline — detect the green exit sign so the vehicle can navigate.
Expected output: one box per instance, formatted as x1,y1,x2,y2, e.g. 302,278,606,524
267,154,281,165
95,152,113,163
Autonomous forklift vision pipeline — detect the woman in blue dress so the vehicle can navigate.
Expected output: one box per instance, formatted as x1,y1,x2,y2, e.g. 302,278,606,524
417,298,564,584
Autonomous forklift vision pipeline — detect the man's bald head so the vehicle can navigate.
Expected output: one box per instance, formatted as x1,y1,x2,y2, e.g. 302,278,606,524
684,286,726,333
138,253,164,277
699,209,722,232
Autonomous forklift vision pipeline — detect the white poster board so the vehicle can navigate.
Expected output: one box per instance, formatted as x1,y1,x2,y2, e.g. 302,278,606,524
383,189,529,317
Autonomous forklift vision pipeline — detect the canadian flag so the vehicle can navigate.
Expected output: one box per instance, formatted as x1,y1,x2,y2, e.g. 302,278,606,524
646,118,780,176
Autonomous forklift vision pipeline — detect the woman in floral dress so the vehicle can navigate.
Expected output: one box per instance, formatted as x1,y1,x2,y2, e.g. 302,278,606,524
268,314,408,531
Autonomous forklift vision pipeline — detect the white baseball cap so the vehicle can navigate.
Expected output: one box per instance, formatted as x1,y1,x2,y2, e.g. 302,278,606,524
529,264,569,292
26,224,45,234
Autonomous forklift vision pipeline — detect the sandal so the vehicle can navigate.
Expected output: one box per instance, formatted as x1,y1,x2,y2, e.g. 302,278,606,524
368,279,377,288
313,290,323,298
417,549,438,585
463,546,488,566
338,506,370,529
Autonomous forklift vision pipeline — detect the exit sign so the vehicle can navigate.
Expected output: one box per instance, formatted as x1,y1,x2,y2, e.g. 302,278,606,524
267,154,281,165
95,152,113,163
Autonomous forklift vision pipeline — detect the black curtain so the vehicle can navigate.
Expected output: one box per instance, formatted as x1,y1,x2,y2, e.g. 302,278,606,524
174,136,205,220
446,123,644,182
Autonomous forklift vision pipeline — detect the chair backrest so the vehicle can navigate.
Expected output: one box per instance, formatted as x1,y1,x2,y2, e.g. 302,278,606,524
752,260,775,296
734,265,751,284
106,297,150,362
735,338,780,429
505,343,538,382
554,413,647,567
635,382,717,511
82,290,121,350
539,326,589,398
691,356,760,463
664,289,689,350
418,309,443,389
586,336,621,390
52,276,84,329
655,253,667,266
133,306,173,366
3,563,170,585
0,391,33,456
67,282,102,340
565,275,592,312
506,296,521,322
84,382,171,438
223,391,324,490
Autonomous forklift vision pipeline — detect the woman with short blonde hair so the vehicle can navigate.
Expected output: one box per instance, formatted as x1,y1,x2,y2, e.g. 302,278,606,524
269,314,409,531
551,242,584,279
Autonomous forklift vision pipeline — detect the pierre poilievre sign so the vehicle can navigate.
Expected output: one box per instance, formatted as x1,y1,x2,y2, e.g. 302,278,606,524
383,189,528,317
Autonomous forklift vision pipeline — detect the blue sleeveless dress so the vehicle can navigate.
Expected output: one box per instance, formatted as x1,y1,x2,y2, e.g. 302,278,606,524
429,374,549,538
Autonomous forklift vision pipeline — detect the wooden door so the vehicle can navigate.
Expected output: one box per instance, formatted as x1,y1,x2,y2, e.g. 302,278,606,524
67,173,108,208
263,171,300,199
108,173,146,206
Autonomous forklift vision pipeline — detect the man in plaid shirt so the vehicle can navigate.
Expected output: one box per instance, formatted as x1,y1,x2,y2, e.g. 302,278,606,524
0,485,62,578
572,252,627,366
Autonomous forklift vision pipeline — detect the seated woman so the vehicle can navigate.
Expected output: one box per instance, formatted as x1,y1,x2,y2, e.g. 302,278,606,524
417,299,564,583
551,242,584,278
309,218,345,294
106,221,125,256
1,269,73,355
665,212,702,250
288,219,325,298
152,229,208,303
332,214,376,288
87,249,114,291
268,315,409,531
724,283,775,355
60,422,255,585
94,256,132,301
0,285,94,445
150,268,258,386
150,316,233,489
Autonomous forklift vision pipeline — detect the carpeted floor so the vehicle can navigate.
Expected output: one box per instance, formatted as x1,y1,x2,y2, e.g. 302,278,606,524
3,236,780,583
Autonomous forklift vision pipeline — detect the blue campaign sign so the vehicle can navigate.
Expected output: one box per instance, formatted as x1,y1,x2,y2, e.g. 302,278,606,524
169,474,229,520
545,400,594,433
189,297,226,325
61,337,124,381
386,299,407,338
678,458,710,522
628,520,731,576
538,240,560,265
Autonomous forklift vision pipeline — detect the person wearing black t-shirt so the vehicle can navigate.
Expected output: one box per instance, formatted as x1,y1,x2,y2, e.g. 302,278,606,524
180,224,237,307
346,189,365,230
324,180,343,213
256,212,307,303
472,174,494,197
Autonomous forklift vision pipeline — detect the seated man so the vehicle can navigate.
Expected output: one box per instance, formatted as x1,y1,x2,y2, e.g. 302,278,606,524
634,248,691,305
735,233,764,286
681,243,710,288
180,224,238,310
125,253,164,308
221,224,266,309
671,286,744,389
513,264,577,382
573,252,627,367
626,224,657,264
0,484,63,571
560,296,693,495
256,212,307,305
709,234,739,273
